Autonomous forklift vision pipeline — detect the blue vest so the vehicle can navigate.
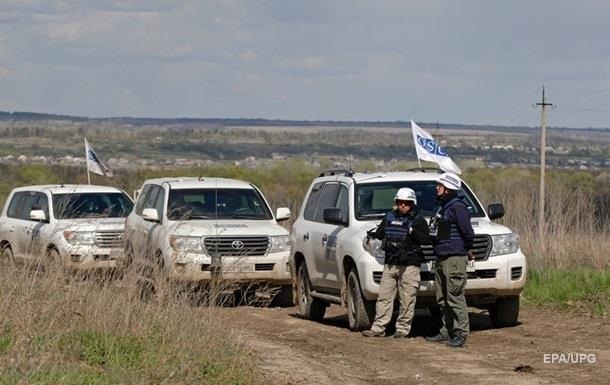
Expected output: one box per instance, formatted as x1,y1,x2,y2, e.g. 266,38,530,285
384,211,413,242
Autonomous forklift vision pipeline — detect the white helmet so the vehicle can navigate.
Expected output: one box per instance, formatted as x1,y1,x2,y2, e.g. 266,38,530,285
394,187,417,205
438,172,461,190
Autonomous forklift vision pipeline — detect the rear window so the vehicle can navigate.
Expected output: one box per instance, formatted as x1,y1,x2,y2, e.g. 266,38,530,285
355,180,484,219
52,192,133,219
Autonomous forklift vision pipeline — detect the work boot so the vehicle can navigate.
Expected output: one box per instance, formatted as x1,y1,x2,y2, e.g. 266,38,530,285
393,330,409,338
361,329,385,337
446,332,467,348
425,333,448,343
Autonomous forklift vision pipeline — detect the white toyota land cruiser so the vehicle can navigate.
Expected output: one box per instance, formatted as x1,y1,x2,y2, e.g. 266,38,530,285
290,169,527,331
124,177,293,305
0,184,133,270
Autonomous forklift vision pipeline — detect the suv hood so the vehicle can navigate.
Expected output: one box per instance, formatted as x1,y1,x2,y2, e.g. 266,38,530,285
353,217,515,237
169,219,289,237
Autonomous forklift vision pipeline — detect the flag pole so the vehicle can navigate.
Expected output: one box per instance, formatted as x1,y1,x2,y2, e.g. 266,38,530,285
85,138,91,185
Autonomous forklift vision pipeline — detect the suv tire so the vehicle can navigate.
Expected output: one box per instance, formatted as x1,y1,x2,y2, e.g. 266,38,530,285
489,296,520,327
296,263,326,321
1,245,14,266
346,268,375,331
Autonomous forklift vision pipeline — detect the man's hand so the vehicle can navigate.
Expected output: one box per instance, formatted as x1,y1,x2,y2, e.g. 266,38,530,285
467,250,475,260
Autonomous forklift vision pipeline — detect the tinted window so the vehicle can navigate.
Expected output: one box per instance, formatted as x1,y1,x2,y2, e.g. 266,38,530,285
135,185,152,215
52,193,133,219
7,192,26,218
313,183,341,223
167,188,272,220
18,192,48,221
355,180,484,219
336,185,349,223
154,187,165,218
303,182,324,221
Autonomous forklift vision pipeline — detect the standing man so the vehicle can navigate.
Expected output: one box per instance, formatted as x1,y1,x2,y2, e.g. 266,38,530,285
425,172,475,348
362,188,430,338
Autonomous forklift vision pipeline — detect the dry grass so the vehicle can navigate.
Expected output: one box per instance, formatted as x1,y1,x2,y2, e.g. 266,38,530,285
0,261,266,385
469,168,610,269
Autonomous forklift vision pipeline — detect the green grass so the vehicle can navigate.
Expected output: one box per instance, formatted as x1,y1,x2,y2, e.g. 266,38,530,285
523,268,610,316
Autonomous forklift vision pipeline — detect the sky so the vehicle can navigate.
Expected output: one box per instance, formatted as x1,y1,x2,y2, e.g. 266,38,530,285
1,0,610,129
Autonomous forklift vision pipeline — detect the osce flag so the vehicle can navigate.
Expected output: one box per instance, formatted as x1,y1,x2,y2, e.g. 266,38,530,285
411,120,462,175
85,138,113,177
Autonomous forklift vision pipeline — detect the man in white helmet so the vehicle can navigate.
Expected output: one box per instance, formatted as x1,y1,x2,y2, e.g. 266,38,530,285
425,172,474,348
362,187,431,338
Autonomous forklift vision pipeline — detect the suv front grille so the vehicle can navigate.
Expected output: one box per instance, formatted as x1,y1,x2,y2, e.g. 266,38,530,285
95,230,124,248
203,236,270,257
421,234,491,261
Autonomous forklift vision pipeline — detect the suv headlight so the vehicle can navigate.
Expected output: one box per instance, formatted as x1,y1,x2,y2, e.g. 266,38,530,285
363,236,385,259
63,231,95,245
169,235,203,253
269,235,291,253
490,233,519,256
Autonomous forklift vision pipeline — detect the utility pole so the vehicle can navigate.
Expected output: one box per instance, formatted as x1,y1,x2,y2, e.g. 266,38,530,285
536,86,553,244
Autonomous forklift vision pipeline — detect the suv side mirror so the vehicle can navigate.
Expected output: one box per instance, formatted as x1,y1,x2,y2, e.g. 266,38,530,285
30,209,47,222
488,203,505,220
323,208,346,226
276,207,291,222
142,208,160,222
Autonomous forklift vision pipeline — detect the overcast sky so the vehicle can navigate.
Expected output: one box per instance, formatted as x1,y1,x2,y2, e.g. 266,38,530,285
1,1,610,128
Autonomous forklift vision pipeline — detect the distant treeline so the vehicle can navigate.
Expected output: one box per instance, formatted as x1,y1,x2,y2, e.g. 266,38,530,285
3,110,608,133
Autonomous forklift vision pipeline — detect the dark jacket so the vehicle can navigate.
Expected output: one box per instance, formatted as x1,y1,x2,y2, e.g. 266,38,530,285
368,208,431,266
431,192,475,257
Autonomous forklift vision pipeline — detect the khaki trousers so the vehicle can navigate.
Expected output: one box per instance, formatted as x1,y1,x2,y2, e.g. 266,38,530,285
370,264,421,334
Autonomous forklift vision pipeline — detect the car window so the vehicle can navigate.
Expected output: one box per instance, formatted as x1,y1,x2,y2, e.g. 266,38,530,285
167,188,272,220
313,183,341,223
355,180,485,219
143,186,160,211
336,185,349,223
135,185,152,215
154,187,165,219
303,182,324,221
6,192,26,218
52,192,133,219
17,192,47,221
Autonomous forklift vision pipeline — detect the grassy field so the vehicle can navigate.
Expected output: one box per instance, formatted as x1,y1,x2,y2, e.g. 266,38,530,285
0,264,265,385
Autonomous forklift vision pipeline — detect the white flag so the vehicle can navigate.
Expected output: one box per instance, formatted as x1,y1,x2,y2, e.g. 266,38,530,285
85,138,113,177
411,120,462,175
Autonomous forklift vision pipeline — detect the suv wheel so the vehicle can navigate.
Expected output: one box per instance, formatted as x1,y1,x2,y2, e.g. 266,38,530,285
489,296,520,327
296,263,326,321
346,268,375,331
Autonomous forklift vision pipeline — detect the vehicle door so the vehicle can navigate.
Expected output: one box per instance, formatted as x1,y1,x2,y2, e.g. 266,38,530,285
293,181,324,283
137,185,165,259
1,192,26,259
14,192,50,260
125,184,152,257
309,182,348,290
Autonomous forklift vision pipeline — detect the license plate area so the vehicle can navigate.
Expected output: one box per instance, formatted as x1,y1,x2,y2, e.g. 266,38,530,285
222,262,255,273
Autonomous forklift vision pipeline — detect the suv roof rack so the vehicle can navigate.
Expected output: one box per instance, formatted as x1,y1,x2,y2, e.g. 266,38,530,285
405,167,443,173
319,169,354,177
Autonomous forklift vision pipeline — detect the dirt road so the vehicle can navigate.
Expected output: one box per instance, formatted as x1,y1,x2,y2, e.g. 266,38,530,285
226,304,609,385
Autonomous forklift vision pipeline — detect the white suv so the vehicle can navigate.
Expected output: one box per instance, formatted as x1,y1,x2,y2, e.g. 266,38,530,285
124,177,293,305
0,184,133,270
290,169,527,331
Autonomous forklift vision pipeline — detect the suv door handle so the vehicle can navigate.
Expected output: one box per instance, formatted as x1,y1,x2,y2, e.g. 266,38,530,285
322,234,328,244
303,232,309,241
8,226,15,232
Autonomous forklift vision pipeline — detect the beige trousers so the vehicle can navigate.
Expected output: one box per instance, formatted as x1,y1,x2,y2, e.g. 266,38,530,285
370,264,421,334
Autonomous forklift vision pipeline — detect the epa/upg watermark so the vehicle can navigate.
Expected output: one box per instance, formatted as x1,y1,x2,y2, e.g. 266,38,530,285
543,353,597,364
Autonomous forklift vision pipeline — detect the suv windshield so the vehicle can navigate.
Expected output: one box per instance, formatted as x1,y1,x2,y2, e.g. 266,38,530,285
355,180,484,219
167,188,272,220
53,193,133,219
